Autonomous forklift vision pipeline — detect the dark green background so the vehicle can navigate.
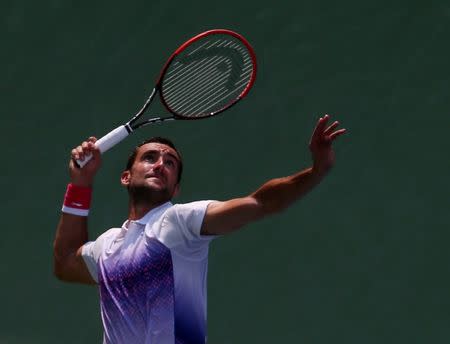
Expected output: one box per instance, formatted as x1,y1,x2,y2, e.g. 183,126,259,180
1,0,449,343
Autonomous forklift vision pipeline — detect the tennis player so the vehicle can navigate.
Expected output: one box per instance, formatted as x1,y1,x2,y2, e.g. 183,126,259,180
53,114,346,344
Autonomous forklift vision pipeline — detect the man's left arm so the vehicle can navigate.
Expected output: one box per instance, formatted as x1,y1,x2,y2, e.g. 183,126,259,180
201,114,346,236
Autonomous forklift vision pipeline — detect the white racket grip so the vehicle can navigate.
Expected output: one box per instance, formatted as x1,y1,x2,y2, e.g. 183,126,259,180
76,125,130,168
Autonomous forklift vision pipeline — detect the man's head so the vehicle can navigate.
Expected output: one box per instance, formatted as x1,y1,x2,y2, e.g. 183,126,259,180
121,137,183,202
125,137,183,183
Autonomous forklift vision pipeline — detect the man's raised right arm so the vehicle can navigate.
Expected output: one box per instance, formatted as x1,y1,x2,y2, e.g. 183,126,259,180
53,137,101,285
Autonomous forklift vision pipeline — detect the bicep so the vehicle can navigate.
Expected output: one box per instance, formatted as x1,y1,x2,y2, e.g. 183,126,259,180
74,246,97,284
54,246,97,285
53,214,97,285
200,197,264,235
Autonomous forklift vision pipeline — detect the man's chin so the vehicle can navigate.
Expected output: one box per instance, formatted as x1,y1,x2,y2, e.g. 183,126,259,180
129,184,173,203
145,180,166,190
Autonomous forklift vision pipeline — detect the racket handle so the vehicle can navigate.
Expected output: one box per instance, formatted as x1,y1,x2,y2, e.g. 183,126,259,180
76,125,130,168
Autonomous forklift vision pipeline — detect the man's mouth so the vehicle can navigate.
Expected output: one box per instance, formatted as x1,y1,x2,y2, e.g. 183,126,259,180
146,174,165,182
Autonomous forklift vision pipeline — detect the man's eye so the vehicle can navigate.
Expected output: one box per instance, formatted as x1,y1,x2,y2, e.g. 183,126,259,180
166,160,175,167
144,154,156,162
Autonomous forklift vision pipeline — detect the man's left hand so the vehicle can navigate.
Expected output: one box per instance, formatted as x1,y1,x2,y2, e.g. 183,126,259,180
309,114,346,176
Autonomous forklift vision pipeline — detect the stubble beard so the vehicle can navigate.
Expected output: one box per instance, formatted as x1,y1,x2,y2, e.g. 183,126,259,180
128,182,172,207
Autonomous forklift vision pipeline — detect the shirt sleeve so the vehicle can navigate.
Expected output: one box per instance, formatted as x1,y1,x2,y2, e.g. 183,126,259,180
81,227,121,283
156,200,218,259
172,201,217,240
81,241,99,283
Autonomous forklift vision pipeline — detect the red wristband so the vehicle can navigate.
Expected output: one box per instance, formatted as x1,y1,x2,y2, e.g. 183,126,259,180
61,183,92,216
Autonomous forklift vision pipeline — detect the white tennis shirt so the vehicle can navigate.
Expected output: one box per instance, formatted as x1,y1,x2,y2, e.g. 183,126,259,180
82,200,215,344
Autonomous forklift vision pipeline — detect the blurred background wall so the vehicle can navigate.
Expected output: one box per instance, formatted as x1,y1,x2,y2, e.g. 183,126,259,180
1,0,449,343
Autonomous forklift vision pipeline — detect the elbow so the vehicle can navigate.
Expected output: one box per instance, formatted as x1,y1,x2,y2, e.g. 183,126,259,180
54,270,65,281
52,240,73,281
53,250,72,282
53,258,67,281
251,196,282,218
53,246,64,280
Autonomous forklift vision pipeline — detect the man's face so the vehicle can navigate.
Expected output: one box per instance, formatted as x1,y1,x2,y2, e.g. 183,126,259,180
121,142,181,200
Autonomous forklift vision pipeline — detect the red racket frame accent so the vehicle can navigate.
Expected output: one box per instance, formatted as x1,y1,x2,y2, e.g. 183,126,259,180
156,29,257,119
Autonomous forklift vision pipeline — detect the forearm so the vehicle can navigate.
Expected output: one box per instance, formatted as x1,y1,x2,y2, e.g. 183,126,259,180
251,166,325,215
53,214,89,280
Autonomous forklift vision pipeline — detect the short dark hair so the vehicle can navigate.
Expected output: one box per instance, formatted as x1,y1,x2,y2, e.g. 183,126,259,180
125,137,183,184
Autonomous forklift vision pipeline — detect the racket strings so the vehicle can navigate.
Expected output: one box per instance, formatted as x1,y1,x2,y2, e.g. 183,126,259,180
165,72,229,114
163,55,230,99
163,40,236,97
161,34,254,117
165,38,234,80
164,59,232,112
169,54,251,116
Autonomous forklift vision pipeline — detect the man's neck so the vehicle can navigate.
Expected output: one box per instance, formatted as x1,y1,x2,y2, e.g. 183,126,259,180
127,200,168,221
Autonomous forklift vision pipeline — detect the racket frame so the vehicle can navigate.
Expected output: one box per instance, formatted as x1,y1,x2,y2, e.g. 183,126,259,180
157,29,257,120
76,29,256,167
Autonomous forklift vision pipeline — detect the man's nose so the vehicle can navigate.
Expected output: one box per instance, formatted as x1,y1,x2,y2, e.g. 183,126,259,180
153,157,165,170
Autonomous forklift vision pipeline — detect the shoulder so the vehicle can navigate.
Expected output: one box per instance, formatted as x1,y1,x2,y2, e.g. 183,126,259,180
150,200,215,243
152,201,217,258
163,200,215,225
83,227,122,255
95,227,122,243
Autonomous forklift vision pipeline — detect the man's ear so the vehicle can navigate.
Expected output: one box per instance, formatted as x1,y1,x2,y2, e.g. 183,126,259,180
121,170,131,187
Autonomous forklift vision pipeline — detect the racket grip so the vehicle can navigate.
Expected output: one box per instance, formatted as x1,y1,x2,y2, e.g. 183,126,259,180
76,125,130,168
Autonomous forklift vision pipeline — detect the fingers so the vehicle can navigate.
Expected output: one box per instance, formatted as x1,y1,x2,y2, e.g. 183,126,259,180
328,128,347,141
311,114,347,145
325,121,347,142
312,114,335,142
71,137,99,162
324,120,339,135
313,114,329,136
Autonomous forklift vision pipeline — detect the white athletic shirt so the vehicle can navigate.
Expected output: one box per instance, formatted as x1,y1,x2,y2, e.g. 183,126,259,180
82,200,215,344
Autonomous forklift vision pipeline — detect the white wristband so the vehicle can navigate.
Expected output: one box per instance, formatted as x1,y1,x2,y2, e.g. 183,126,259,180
61,205,90,216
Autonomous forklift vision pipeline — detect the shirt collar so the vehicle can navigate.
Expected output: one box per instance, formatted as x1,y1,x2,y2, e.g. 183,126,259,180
121,201,173,231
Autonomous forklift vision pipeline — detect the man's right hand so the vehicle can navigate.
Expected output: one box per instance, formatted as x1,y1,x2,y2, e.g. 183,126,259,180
69,136,102,187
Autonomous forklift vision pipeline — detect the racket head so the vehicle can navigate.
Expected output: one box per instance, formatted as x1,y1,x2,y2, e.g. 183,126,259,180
157,29,257,119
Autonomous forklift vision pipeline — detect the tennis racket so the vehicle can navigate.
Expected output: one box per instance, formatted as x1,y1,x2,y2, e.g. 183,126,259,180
77,29,257,167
